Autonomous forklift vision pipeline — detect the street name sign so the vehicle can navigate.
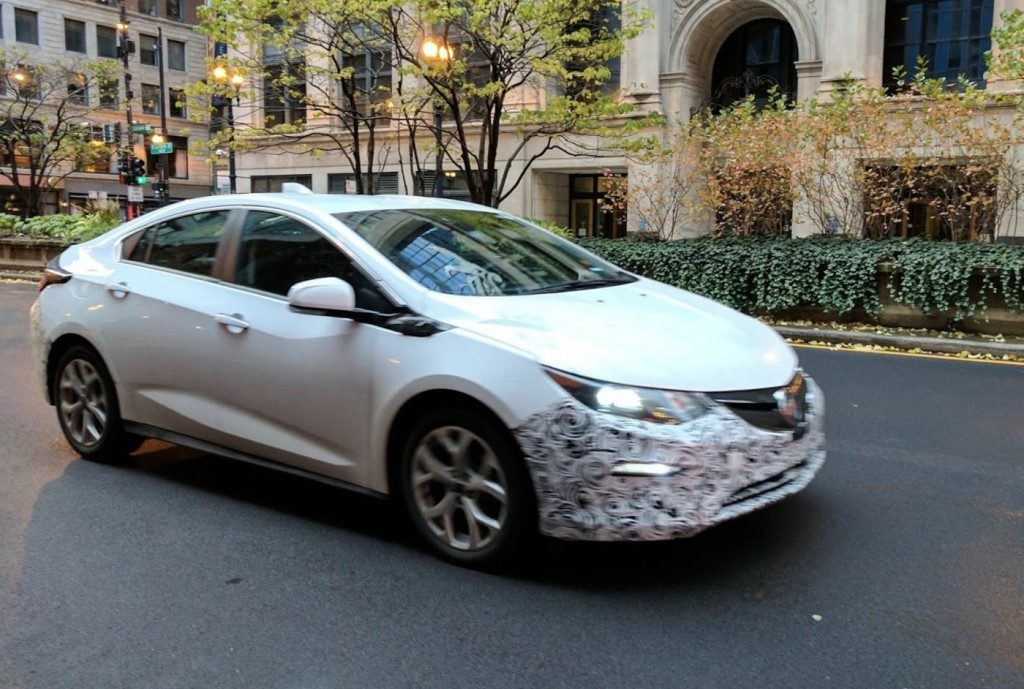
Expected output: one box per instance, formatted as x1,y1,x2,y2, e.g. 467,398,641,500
150,142,174,155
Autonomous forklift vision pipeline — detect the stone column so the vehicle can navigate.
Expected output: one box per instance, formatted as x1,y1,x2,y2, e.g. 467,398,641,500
990,0,1024,92
819,0,887,90
623,0,661,111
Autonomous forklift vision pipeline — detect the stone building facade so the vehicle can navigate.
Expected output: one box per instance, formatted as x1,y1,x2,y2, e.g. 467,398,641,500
231,1,1024,239
0,0,210,213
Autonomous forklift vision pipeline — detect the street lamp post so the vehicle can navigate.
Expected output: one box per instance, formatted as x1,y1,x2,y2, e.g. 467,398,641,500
420,38,452,198
212,65,244,194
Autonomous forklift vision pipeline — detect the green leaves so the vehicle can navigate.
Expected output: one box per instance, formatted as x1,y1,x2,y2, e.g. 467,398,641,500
0,211,118,242
579,236,1024,319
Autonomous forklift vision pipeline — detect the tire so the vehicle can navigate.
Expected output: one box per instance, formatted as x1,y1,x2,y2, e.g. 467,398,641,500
51,344,144,463
399,407,536,568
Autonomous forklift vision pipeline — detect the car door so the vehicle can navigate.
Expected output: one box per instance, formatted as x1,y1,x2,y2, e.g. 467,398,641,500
202,208,397,485
98,208,244,442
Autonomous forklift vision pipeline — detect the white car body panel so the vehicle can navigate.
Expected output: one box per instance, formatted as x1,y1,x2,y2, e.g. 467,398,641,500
33,193,825,541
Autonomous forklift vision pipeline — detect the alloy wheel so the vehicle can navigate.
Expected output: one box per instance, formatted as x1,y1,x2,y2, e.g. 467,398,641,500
58,358,108,448
411,426,509,551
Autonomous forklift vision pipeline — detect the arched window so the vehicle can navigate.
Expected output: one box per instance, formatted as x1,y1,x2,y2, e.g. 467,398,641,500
883,0,994,86
710,19,798,110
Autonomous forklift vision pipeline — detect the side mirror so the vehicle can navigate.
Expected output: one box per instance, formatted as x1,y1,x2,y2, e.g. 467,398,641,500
287,277,356,313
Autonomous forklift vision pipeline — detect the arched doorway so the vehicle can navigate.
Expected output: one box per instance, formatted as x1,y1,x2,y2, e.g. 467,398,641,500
709,19,798,110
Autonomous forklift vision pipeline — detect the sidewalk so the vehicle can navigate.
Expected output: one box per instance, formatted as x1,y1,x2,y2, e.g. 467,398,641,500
773,323,1024,359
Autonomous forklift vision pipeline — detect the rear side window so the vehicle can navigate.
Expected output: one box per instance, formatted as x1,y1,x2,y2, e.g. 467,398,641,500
128,211,231,277
232,210,390,310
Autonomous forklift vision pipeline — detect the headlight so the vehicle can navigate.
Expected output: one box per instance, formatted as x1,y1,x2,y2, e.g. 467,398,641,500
544,368,708,425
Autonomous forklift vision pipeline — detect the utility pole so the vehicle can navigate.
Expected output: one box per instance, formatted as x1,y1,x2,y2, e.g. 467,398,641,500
155,27,171,205
117,1,139,218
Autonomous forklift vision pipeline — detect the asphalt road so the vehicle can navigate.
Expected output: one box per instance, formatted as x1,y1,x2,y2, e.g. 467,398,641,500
0,282,1022,689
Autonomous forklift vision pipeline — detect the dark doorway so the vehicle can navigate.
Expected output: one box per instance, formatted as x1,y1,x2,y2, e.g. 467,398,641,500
710,19,799,110
568,174,626,239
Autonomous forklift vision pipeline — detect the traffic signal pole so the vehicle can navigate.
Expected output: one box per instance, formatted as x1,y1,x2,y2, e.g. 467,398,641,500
156,27,170,205
117,0,139,219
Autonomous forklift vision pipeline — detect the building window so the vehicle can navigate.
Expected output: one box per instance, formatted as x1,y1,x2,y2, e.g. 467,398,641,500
169,88,186,118
166,0,183,21
263,62,306,126
565,5,622,99
98,77,119,109
864,163,997,240
139,34,158,66
340,45,393,123
328,171,398,194
167,40,186,71
64,19,87,53
141,84,162,115
147,135,188,179
67,75,88,105
97,26,118,59
884,0,995,86
15,8,38,45
709,19,798,111
251,175,312,193
138,0,157,17
568,174,626,239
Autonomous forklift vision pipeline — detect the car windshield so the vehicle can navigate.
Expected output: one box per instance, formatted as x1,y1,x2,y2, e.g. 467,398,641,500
333,208,634,296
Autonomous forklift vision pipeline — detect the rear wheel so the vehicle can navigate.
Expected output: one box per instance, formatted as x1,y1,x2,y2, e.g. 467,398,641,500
399,408,535,568
52,345,143,462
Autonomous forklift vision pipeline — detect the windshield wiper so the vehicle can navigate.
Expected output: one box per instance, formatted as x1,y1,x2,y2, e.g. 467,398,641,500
523,276,636,295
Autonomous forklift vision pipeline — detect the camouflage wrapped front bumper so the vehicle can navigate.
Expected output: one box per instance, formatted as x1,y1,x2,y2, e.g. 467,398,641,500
514,378,825,541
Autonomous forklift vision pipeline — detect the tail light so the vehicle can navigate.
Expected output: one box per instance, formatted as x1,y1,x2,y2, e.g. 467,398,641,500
38,257,72,292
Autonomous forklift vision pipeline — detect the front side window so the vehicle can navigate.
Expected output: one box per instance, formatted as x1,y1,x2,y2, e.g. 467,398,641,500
97,25,118,59
884,0,994,86
128,211,231,277
232,211,389,309
15,8,38,44
334,209,632,297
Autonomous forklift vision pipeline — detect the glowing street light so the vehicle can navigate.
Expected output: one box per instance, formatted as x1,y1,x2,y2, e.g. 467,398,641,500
420,36,453,198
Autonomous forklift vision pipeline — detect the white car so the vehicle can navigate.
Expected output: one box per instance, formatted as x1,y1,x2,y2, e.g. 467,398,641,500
31,191,825,566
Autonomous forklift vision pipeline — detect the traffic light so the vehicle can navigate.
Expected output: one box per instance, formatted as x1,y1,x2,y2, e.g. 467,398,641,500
129,156,148,186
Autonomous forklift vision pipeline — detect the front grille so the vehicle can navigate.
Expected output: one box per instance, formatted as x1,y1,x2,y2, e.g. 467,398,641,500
709,373,808,433
721,460,807,507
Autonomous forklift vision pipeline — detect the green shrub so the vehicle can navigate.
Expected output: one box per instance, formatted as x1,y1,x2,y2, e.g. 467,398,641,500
0,210,120,243
579,236,1024,319
529,219,575,239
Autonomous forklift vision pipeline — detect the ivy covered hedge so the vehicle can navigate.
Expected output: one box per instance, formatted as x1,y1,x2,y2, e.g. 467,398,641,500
0,211,119,243
578,236,1024,319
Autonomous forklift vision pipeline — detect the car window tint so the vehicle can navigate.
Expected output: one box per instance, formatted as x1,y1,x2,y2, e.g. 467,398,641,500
233,211,390,310
126,227,154,261
142,211,230,276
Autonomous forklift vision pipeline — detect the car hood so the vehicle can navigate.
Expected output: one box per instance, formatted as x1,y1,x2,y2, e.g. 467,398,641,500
425,279,798,392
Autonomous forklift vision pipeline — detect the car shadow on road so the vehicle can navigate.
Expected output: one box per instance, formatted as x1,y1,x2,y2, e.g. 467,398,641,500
121,439,830,590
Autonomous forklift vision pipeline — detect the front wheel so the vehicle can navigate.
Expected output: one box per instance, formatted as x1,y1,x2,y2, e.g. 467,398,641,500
399,408,536,568
52,345,143,462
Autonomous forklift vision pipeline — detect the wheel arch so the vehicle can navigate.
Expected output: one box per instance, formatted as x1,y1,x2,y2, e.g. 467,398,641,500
45,333,103,405
383,389,522,499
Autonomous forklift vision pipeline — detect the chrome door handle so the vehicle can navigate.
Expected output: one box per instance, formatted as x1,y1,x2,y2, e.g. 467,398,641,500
214,313,250,333
105,282,130,298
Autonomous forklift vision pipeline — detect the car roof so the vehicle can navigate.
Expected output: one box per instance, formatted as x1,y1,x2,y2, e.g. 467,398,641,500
158,193,495,217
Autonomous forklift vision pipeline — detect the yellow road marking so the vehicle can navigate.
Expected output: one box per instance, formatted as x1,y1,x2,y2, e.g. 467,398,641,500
790,342,1024,367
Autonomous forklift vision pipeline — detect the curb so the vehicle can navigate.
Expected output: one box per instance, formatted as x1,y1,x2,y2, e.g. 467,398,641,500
773,325,1024,358
0,270,38,283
